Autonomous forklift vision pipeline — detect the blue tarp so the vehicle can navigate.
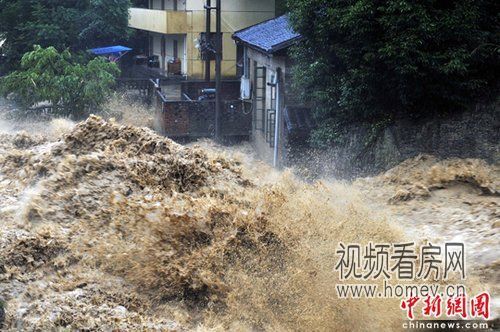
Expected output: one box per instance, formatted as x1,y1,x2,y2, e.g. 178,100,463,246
89,45,132,56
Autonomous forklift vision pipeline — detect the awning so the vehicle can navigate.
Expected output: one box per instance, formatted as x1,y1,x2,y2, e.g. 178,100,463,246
89,45,132,56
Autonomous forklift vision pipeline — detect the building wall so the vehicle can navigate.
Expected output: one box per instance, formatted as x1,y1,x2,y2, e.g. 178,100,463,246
130,0,275,79
150,33,187,74
129,8,188,34
151,33,162,60
245,47,288,166
290,103,499,178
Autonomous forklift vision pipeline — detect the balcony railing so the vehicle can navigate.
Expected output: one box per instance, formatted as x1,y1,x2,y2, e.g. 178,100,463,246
129,8,187,34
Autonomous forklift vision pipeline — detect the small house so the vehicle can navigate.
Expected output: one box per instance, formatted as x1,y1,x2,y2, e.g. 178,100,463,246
232,15,314,168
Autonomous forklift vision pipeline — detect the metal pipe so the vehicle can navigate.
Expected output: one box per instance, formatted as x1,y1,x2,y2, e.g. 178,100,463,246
161,35,166,70
243,47,248,78
215,0,222,140
205,0,211,82
273,70,281,168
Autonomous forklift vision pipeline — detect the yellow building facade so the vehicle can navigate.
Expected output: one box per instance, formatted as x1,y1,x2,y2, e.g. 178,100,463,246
129,0,275,79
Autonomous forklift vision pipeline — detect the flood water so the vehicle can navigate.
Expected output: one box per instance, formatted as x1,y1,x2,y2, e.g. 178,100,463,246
0,102,498,331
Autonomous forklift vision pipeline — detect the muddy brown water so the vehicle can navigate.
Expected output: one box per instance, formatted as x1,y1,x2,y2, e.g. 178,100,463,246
0,112,498,331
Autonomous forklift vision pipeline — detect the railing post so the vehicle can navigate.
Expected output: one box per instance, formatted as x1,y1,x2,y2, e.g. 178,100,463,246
205,0,211,82
215,0,222,140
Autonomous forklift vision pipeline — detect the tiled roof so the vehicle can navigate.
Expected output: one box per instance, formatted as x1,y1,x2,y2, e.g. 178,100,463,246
232,15,301,54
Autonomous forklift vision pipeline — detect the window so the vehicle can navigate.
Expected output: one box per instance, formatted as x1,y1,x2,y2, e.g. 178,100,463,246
266,109,276,147
253,64,266,131
236,45,244,77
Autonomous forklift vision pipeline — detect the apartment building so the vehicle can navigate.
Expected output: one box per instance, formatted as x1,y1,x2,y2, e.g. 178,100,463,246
129,0,275,79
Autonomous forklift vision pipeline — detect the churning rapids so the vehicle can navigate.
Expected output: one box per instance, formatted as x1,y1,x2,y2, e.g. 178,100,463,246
0,113,498,331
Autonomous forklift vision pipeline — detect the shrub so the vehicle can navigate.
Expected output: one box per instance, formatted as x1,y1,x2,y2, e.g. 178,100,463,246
0,46,120,117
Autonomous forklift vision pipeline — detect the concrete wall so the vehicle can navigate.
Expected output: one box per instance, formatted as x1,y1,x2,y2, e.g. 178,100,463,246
158,99,251,138
151,33,162,59
184,2,275,79
129,8,188,34
287,103,500,178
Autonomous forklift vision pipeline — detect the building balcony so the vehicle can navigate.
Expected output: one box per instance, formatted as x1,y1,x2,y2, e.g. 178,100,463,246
129,8,188,34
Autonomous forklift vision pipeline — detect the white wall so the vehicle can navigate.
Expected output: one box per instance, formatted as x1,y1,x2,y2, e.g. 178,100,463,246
150,33,165,69
152,33,162,58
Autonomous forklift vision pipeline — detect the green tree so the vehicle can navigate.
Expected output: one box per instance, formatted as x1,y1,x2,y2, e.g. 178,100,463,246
80,0,132,49
0,0,131,71
276,0,288,16
288,0,499,147
0,45,120,117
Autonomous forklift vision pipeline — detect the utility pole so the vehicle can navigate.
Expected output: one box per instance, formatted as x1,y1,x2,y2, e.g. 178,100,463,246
215,0,222,140
204,0,211,82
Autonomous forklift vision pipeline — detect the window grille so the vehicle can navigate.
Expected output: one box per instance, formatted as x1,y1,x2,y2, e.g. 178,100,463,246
253,65,266,131
266,109,276,147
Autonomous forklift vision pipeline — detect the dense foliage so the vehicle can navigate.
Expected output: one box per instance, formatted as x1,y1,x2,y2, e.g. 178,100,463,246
287,0,499,147
0,46,120,116
276,0,288,16
0,0,131,71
